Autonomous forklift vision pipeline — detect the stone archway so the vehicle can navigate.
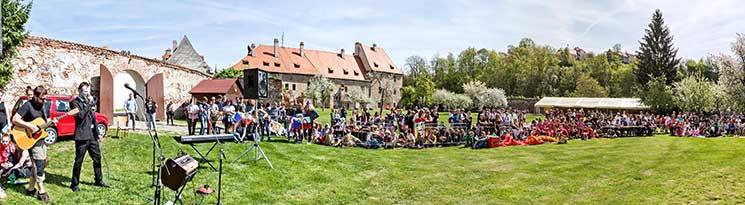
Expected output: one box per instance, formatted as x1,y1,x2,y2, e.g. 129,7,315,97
98,64,166,125
113,69,147,120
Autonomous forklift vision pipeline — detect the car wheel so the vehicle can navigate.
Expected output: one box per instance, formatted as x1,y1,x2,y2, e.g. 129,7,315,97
97,123,108,138
44,128,58,145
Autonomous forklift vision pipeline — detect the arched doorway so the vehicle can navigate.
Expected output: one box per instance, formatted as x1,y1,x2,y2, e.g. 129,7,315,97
113,70,147,120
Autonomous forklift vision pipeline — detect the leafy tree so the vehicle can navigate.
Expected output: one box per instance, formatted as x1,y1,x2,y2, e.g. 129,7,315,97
463,80,508,109
305,75,335,108
213,67,243,79
399,86,416,108
463,80,488,109
433,89,472,109
680,59,719,83
572,75,608,97
673,76,717,113
635,9,680,87
640,77,677,113
347,86,374,108
711,33,745,112
1,0,32,89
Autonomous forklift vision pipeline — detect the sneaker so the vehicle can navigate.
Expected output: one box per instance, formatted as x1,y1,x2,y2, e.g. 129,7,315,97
70,186,80,192
25,188,36,196
93,182,110,188
38,192,52,203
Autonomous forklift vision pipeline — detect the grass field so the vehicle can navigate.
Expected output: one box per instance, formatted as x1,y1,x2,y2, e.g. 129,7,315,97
5,132,745,204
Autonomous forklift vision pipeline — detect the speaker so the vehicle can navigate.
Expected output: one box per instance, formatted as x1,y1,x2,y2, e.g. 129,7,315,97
160,154,198,191
243,69,268,99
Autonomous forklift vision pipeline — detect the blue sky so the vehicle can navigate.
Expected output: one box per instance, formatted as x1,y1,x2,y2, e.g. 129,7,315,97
25,0,745,71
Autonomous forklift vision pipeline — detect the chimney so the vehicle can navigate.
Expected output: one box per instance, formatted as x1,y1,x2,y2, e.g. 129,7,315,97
340,48,345,59
200,55,205,61
247,43,256,56
299,41,305,57
354,42,362,55
372,43,377,51
162,48,172,61
273,38,279,58
172,40,178,51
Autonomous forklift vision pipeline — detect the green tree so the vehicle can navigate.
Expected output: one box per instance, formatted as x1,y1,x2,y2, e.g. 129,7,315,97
640,77,677,113
213,67,243,79
635,9,680,87
673,76,717,113
680,59,718,83
1,0,32,89
572,75,608,97
711,33,745,112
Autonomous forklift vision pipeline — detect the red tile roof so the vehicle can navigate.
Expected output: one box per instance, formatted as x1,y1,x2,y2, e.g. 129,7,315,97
189,79,242,94
357,43,403,75
231,45,317,76
304,49,367,81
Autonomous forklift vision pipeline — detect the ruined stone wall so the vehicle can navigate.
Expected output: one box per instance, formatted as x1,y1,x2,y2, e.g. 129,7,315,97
1,37,211,111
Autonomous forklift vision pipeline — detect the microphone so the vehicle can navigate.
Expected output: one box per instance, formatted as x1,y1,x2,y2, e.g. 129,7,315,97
124,83,144,100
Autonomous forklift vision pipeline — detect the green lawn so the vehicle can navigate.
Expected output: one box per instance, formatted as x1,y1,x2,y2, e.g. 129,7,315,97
5,133,745,204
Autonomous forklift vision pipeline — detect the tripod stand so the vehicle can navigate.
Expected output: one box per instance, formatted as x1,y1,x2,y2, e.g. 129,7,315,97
232,123,274,169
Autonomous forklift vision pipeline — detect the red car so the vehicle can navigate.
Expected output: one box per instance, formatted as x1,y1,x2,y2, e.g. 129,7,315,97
12,95,109,145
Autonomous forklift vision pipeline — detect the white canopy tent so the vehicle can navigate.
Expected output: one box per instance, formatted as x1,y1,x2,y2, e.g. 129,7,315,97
534,97,649,113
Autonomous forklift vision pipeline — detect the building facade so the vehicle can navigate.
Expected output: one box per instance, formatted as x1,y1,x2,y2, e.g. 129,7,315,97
3,36,212,123
231,39,403,108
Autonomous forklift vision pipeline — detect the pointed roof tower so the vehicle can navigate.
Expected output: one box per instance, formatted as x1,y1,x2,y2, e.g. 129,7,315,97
166,35,212,74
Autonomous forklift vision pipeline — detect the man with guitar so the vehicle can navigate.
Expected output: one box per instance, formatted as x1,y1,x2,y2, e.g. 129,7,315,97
11,86,57,203
70,82,109,192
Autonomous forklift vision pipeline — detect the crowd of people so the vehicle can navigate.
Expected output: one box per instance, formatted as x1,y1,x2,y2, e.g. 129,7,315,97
171,95,745,151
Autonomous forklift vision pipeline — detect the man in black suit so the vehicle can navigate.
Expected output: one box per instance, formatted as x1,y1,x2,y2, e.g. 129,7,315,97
69,82,109,192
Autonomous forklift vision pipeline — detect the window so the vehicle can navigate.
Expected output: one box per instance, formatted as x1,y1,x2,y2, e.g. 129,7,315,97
354,71,359,76
373,62,379,67
390,65,395,70
242,60,249,65
394,90,397,95
292,84,296,91
394,78,397,82
274,62,281,67
56,100,71,112
343,69,349,75
285,83,289,90
328,67,334,74
262,61,270,66
294,63,300,68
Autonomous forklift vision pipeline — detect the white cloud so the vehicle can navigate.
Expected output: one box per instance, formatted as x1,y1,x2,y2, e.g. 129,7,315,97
25,0,745,70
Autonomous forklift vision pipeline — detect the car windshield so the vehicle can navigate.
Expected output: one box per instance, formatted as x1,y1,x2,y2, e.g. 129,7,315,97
13,98,52,114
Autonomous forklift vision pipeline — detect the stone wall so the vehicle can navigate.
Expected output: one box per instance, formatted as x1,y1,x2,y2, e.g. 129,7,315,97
1,36,211,114
369,72,403,108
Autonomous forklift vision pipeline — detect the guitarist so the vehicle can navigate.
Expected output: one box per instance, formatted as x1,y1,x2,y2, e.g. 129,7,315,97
11,86,54,203
70,82,109,192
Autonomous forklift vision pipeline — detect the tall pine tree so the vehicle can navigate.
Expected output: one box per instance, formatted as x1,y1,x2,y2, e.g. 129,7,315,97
635,9,680,88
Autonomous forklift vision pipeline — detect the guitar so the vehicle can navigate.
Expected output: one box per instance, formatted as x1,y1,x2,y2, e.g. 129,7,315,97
12,109,79,150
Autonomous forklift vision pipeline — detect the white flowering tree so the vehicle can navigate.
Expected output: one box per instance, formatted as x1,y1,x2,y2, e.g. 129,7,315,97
433,89,472,109
463,80,508,109
710,33,745,112
673,76,717,113
305,75,336,108
347,86,374,109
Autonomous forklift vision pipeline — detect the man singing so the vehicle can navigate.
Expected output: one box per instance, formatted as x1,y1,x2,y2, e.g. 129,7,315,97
70,82,109,192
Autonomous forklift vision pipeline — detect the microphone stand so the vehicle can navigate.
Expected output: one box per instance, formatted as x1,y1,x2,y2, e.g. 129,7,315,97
129,91,168,205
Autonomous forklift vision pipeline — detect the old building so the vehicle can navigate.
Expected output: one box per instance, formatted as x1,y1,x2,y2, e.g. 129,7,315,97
231,39,403,108
189,79,244,100
3,36,212,123
163,35,213,74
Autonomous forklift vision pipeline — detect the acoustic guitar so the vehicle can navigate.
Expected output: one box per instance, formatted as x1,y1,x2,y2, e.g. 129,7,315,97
12,109,78,150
